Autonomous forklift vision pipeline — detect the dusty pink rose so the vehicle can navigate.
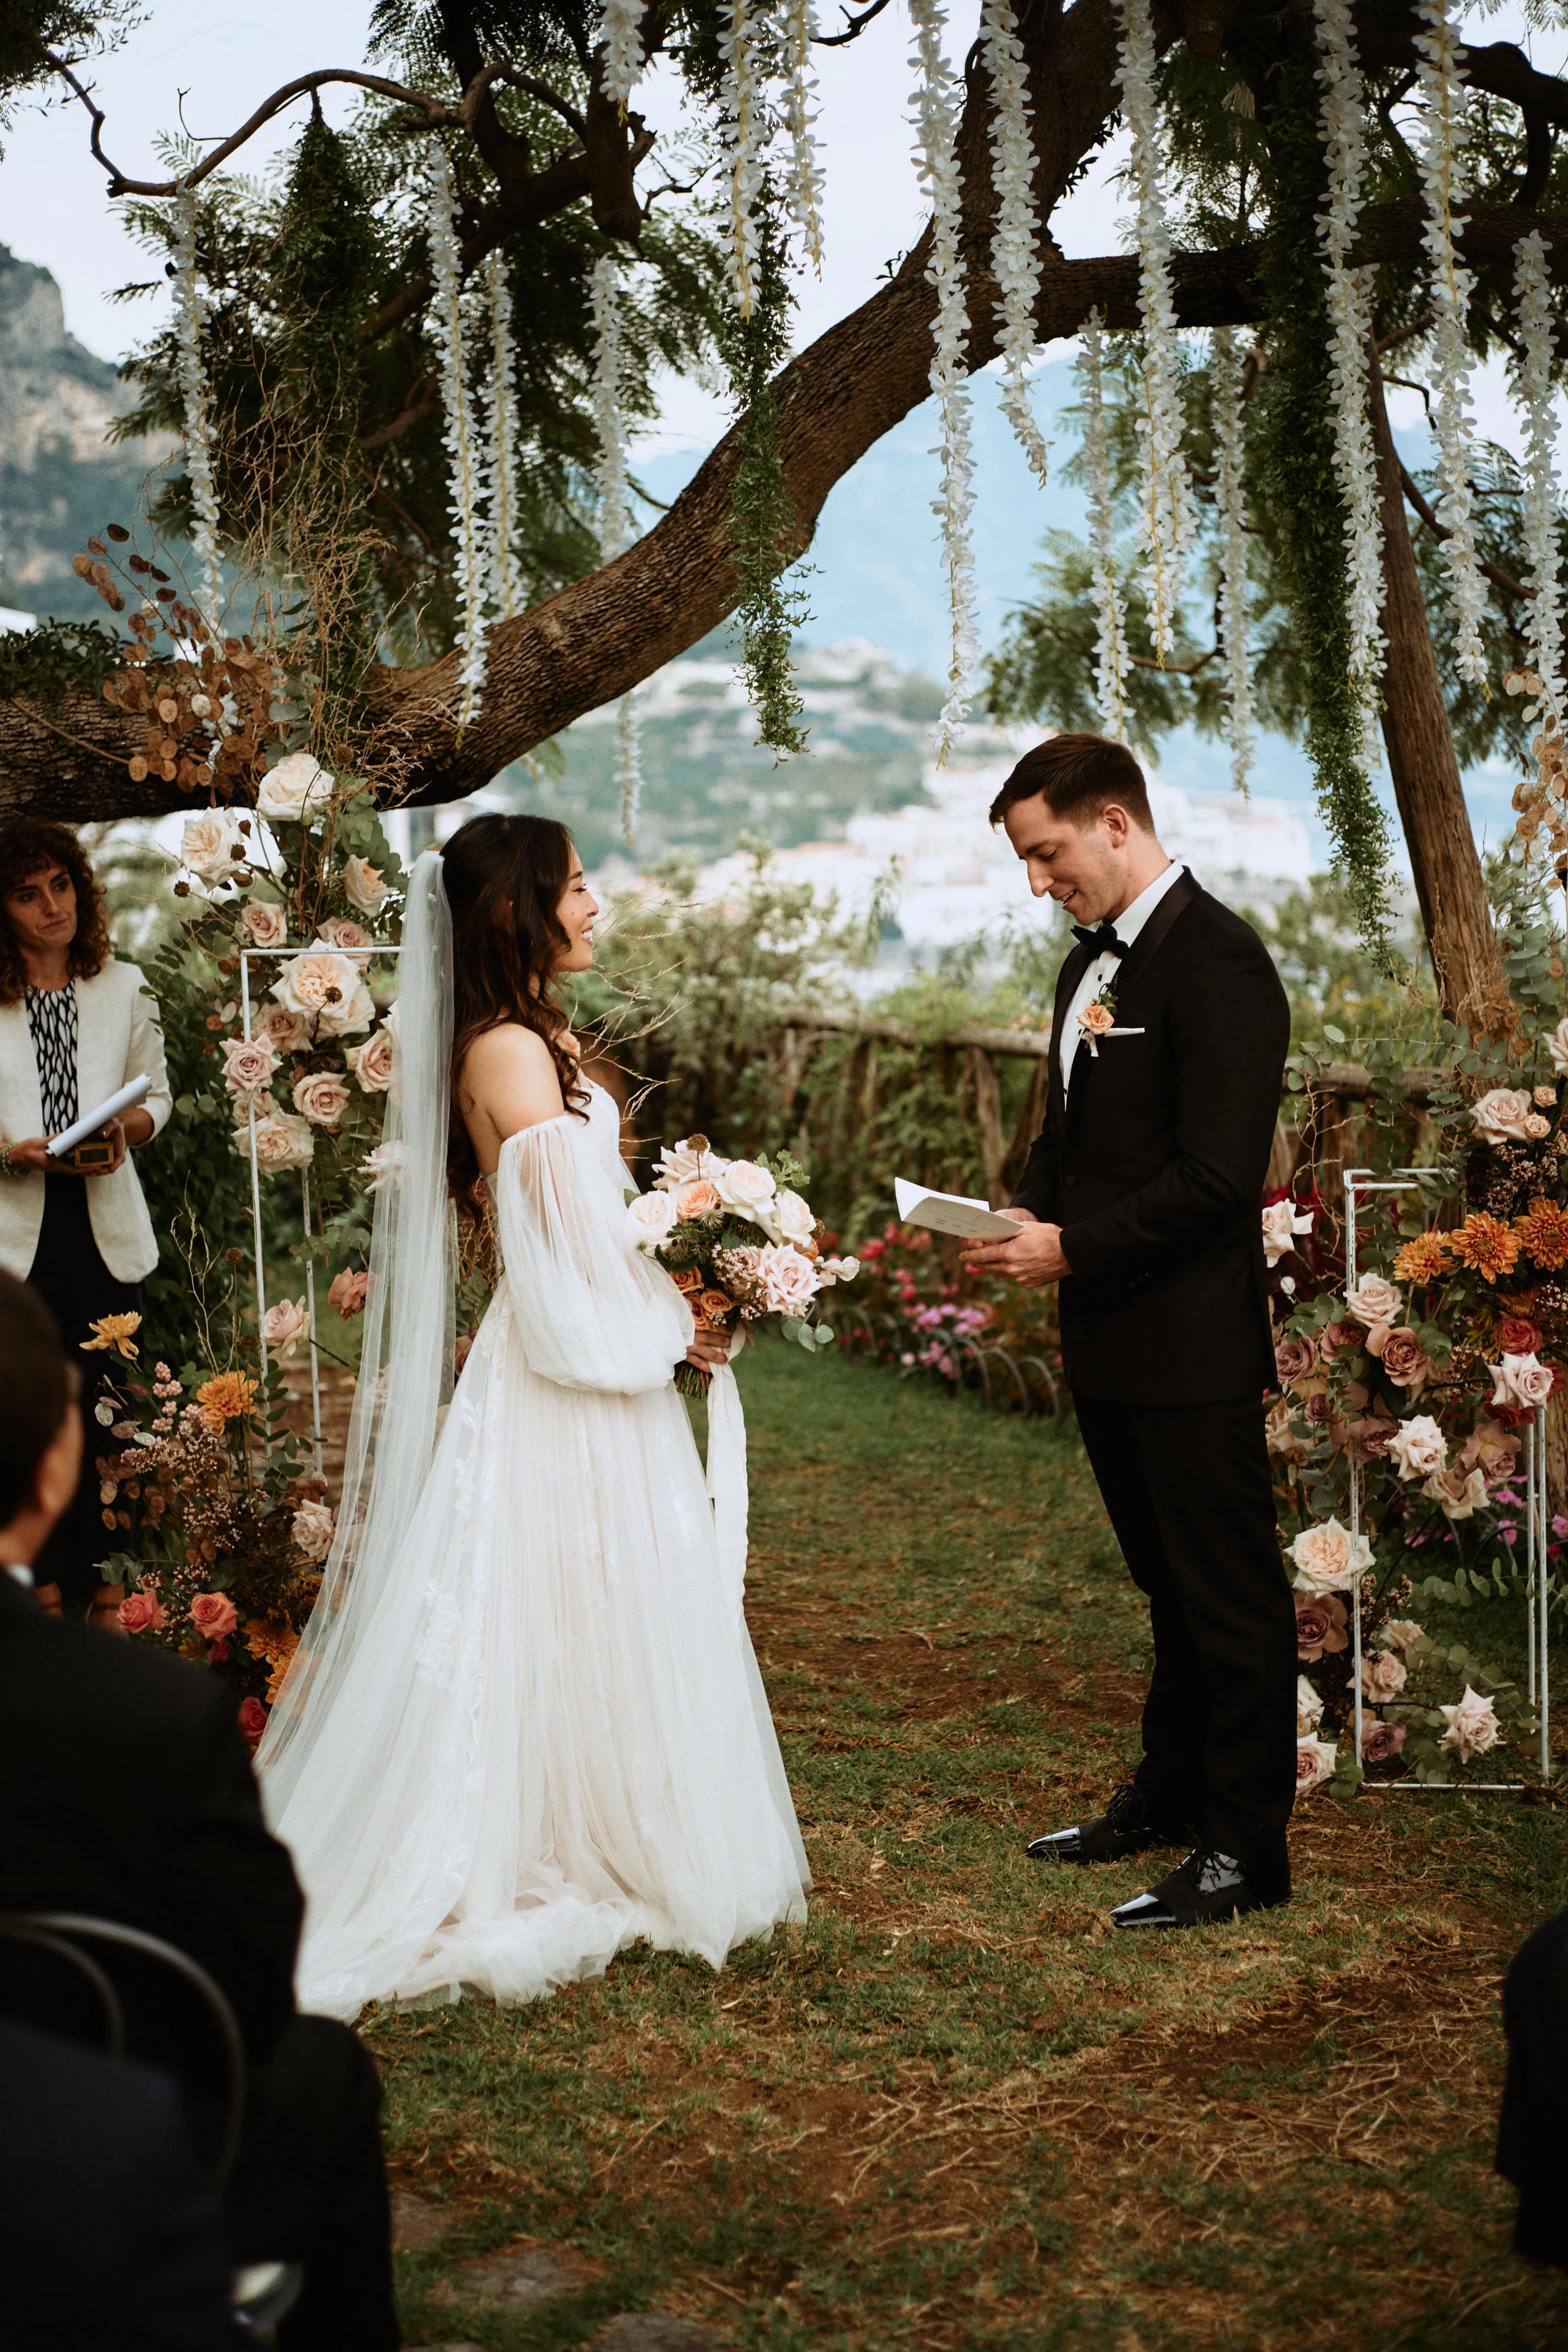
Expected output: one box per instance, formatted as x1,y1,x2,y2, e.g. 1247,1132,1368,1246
1345,1274,1403,1327
292,1500,336,1561
1472,1087,1535,1145
262,1297,311,1362
1439,1685,1501,1760
1296,1593,1349,1660
190,1591,238,1641
1275,1337,1317,1387
1497,1316,1544,1356
242,901,289,949
1358,1649,1408,1701
1490,1351,1555,1411
1319,1321,1360,1364
234,1108,316,1175
1359,1720,1408,1766
1304,1391,1334,1425
256,1001,311,1055
1379,1619,1426,1654
757,1241,820,1316
1347,1415,1399,1462
1296,1735,1337,1791
271,949,360,1026
220,1034,279,1099
676,1179,722,1220
656,1138,726,1190
1378,1329,1431,1392
118,1590,165,1634
345,1027,394,1095
1262,1198,1314,1267
292,1071,352,1127
329,1268,368,1318
237,1697,268,1743
313,917,374,959
1460,1418,1521,1475
1387,1413,1447,1483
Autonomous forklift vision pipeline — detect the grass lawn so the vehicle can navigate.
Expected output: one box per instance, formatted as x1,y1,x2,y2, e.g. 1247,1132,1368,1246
371,1341,1568,2351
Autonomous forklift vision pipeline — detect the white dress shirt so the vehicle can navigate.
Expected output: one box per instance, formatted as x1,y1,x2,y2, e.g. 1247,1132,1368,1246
1061,861,1188,1079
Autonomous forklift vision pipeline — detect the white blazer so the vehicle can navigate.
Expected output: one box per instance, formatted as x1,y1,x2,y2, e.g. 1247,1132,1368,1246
0,959,173,1284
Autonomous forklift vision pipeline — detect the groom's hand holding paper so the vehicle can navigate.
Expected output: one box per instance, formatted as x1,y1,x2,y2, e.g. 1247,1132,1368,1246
894,1179,1071,1289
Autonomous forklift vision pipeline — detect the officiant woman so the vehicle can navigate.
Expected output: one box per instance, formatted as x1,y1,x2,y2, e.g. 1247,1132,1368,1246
0,820,170,1625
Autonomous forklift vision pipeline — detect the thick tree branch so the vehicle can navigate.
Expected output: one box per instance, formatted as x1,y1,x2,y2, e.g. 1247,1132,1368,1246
1398,463,1535,602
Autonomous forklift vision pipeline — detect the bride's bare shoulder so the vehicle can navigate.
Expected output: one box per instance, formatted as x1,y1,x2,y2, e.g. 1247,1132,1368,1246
457,1023,567,1130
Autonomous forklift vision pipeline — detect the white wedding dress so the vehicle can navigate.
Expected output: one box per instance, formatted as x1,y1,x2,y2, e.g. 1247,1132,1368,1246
257,859,808,2023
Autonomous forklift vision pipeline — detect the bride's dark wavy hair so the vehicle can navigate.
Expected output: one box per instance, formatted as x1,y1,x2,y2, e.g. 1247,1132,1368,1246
441,814,589,1206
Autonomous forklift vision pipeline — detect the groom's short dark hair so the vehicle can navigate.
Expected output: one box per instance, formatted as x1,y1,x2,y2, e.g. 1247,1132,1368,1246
989,733,1155,834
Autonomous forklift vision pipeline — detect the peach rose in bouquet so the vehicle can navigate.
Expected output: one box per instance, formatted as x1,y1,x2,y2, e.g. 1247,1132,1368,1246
345,1027,394,1094
262,1297,311,1362
292,1071,352,1128
341,855,388,915
234,1107,316,1175
242,899,289,949
292,1500,336,1561
190,1591,239,1642
257,751,334,824
1358,1649,1408,1701
1296,1735,1337,1791
1490,1352,1556,1411
329,1268,368,1317
118,1589,166,1634
1344,1274,1402,1327
313,917,375,960
1471,1087,1535,1145
1386,1415,1447,1483
257,1001,311,1055
1287,1516,1372,1594
182,808,241,882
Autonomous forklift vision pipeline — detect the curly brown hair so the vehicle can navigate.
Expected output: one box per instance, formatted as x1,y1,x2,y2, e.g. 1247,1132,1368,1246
0,820,112,1006
440,813,589,1209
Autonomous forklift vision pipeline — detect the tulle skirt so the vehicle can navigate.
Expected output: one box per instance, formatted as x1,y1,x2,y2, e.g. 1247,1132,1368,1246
262,1279,810,2021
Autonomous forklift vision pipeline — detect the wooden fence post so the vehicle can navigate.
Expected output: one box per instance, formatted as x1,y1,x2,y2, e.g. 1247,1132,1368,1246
968,1045,1007,1207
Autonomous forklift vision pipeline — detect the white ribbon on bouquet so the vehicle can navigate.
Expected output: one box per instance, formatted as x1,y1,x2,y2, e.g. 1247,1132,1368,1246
704,1343,751,1634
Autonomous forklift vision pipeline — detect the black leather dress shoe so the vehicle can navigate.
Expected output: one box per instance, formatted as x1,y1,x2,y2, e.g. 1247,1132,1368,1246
1026,1785,1199,1865
1111,1846,1287,1929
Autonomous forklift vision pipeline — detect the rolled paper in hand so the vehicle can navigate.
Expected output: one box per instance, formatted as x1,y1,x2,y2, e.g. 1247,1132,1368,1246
46,1073,152,1160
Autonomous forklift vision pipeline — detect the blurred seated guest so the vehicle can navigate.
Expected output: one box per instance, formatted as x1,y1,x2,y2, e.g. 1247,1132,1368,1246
1498,1907,1568,2265
0,818,172,1626
0,1271,400,2351
0,2018,238,2351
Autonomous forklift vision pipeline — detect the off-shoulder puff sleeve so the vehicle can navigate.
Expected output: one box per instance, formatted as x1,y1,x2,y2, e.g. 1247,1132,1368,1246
495,1115,694,1393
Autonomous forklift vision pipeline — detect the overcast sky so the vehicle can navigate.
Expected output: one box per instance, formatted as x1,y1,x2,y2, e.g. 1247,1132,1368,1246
3,0,1563,458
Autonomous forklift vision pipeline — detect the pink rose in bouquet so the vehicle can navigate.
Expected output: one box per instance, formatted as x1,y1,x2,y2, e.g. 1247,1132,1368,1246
1274,1337,1317,1388
1295,1593,1349,1659
237,1697,269,1744
190,1592,239,1641
1377,1329,1431,1391
329,1268,368,1318
118,1589,166,1634
1490,1352,1556,1411
1360,1720,1407,1766
1296,1735,1336,1791
1497,1316,1544,1356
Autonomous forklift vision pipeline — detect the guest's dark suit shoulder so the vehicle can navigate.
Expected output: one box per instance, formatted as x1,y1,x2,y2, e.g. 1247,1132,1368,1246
0,1577,302,2063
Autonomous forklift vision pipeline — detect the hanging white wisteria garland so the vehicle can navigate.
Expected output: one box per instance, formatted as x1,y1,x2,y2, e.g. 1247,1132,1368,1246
720,0,769,316
599,0,646,113
1113,0,1197,664
1411,0,1489,688
1511,230,1565,720
1209,326,1254,795
426,145,490,731
172,187,222,619
782,0,825,272
482,249,525,625
1080,310,1129,744
1312,0,1386,761
909,0,977,761
589,252,646,842
979,0,1048,488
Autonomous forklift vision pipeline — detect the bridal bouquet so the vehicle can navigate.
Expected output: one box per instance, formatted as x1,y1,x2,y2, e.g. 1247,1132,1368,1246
626,1135,860,1392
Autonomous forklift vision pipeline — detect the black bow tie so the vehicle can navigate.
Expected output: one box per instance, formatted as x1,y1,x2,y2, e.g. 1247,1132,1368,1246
1071,923,1127,959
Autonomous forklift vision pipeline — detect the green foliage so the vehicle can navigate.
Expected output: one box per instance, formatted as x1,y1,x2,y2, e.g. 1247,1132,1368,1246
0,616,123,706
716,202,812,758
1254,873,1433,1061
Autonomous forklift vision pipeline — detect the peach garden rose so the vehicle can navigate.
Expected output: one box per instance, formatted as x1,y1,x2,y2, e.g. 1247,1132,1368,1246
292,1071,352,1127
345,1028,394,1094
190,1591,239,1641
292,1500,336,1561
242,899,289,949
235,1107,316,1175
220,1034,279,1099
341,855,388,915
1439,1685,1501,1760
1287,1516,1371,1594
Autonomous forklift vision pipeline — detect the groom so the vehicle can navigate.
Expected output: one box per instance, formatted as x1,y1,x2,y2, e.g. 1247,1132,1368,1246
964,733,1296,1929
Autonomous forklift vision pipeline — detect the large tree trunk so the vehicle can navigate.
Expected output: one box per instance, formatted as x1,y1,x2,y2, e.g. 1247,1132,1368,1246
1366,347,1513,1036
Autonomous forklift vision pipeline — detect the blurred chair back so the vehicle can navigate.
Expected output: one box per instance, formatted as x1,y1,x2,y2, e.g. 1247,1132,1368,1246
0,1912,246,2180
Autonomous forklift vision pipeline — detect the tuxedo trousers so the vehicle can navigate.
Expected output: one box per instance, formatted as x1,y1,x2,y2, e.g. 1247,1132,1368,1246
1073,1391,1298,1892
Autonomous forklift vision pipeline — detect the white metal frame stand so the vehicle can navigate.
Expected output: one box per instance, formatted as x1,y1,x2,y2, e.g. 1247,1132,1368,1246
1343,1165,1552,1789
239,945,401,1472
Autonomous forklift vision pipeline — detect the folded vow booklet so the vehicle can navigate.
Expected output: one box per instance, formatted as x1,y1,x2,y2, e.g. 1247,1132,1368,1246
894,1178,1021,1241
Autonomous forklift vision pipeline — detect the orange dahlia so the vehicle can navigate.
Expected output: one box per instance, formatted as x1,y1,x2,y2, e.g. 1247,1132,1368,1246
1515,1197,1568,1272
193,1371,259,1432
1450,1212,1523,1283
1393,1232,1453,1284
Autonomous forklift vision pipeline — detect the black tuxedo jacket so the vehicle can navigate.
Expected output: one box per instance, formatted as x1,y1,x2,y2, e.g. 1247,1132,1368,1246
1011,870,1289,1406
0,1574,303,2065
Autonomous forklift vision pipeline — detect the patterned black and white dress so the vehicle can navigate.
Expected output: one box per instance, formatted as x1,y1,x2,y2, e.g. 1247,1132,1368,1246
24,978,142,1611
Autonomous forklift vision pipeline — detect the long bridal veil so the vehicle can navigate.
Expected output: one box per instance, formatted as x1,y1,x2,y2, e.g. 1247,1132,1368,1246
257,850,454,1800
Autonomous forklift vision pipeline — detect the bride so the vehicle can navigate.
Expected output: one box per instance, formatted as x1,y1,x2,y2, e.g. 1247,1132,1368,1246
257,817,810,2021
